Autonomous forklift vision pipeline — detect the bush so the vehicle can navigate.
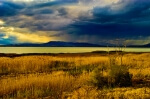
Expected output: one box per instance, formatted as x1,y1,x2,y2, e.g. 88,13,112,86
109,65,132,87
89,65,132,88
89,68,108,88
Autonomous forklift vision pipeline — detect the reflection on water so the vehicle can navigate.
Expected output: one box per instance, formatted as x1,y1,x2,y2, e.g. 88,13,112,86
0,47,150,54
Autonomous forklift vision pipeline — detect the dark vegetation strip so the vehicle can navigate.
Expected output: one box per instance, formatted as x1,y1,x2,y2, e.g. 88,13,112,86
0,51,148,58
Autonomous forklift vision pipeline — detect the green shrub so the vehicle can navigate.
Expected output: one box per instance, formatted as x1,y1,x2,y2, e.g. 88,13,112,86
109,65,132,87
89,68,108,88
89,65,132,88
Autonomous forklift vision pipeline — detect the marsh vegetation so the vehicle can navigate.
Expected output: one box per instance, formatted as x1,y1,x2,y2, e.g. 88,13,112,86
0,52,150,99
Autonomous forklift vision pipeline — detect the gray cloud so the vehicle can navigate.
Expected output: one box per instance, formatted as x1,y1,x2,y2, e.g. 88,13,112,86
1,0,150,45
0,1,24,17
62,0,150,42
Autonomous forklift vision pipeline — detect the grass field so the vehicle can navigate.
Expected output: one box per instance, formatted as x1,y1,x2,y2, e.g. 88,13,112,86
0,52,150,99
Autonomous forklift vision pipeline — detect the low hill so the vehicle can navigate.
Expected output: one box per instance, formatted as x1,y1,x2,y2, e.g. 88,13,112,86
2,41,104,47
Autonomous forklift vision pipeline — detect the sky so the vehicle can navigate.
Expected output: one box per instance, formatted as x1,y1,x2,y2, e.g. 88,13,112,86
0,0,150,45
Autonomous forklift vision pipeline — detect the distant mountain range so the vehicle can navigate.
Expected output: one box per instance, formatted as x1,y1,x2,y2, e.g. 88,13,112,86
2,41,104,47
128,43,150,47
1,41,150,47
143,43,150,47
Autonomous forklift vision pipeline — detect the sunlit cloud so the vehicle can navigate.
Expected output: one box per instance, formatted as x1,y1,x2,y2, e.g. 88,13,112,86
0,26,55,43
126,37,150,45
0,20,5,25
13,32,51,43
2,35,9,39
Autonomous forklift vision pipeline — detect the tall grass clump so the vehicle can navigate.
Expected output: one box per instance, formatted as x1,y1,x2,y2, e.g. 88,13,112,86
0,72,75,99
108,45,132,87
89,67,108,89
89,46,132,88
108,65,132,87
89,65,132,88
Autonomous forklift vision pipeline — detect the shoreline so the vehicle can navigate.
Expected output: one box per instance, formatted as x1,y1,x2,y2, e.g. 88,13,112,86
0,51,149,57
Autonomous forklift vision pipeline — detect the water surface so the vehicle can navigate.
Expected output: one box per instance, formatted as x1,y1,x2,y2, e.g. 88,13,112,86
0,47,150,54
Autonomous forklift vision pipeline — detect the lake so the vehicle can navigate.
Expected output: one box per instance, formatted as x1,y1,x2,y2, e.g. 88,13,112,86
0,47,150,54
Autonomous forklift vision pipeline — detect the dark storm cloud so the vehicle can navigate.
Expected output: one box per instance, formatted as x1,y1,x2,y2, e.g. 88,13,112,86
24,8,54,16
0,1,24,17
0,0,77,17
68,22,150,39
1,0,150,44
32,1,61,8
58,8,68,16
92,0,150,23
33,0,78,8
64,0,150,40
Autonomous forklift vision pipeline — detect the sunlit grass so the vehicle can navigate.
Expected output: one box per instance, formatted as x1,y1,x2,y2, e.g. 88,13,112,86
0,56,108,74
69,86,150,99
0,53,150,98
0,71,90,99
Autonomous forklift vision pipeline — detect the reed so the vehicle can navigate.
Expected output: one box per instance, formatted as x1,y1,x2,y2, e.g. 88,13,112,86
0,53,150,98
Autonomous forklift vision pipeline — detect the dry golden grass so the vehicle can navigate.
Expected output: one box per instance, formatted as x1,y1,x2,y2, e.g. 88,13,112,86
68,86,150,99
0,71,90,99
0,56,108,74
0,53,150,98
